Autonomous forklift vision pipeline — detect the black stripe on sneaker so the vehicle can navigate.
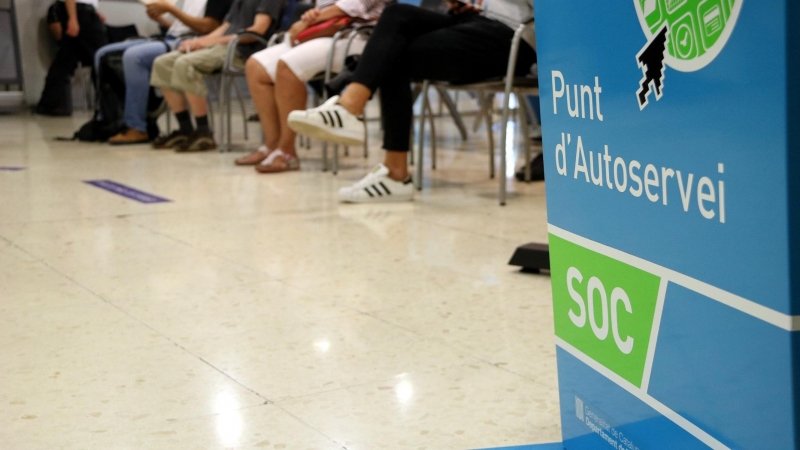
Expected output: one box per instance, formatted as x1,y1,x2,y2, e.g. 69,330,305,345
326,112,338,128
379,181,391,195
319,112,329,125
333,111,344,128
364,187,374,197
371,185,383,196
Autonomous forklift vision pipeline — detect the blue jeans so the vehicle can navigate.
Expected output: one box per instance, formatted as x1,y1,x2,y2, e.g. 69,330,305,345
94,37,176,132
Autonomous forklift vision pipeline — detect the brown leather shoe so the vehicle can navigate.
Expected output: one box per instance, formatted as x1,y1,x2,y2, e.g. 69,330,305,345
109,128,149,145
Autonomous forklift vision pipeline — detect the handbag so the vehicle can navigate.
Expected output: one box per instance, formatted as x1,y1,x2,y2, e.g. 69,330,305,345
295,17,353,44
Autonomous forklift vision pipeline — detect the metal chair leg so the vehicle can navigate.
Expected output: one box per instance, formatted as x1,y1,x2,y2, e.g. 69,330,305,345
521,94,536,182
363,108,369,159
480,91,495,179
425,90,437,170
225,76,233,152
435,85,468,141
208,80,218,149
409,84,420,167
499,90,513,206
234,78,248,142
415,80,430,191
498,26,523,205
333,144,339,175
473,90,490,133
207,80,216,131
408,118,415,166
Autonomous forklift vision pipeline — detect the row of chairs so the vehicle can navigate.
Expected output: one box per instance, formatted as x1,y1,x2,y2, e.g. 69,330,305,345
205,11,539,206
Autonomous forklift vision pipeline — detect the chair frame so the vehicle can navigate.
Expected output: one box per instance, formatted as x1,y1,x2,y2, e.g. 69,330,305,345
326,25,375,175
414,20,539,206
224,25,373,169
216,31,271,152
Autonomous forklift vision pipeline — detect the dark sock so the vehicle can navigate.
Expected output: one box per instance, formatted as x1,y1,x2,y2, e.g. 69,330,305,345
195,115,210,134
176,111,194,134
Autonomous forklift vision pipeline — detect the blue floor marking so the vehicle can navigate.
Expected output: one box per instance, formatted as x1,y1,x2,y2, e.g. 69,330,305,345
0,167,26,171
476,443,563,450
84,180,171,204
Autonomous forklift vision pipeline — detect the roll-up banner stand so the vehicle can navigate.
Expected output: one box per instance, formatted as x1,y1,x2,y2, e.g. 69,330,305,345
536,1,800,448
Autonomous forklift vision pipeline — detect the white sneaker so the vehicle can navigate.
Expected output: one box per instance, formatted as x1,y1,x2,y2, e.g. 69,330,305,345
338,164,414,203
288,96,365,146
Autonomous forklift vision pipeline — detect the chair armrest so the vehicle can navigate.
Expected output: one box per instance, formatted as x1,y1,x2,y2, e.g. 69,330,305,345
268,31,285,47
505,22,536,82
351,24,375,39
225,31,270,71
323,25,357,86
321,24,376,90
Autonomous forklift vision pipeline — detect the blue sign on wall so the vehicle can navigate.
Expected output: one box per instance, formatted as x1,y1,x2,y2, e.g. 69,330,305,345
536,1,800,448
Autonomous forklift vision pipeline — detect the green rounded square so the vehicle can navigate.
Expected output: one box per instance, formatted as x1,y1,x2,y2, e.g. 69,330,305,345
550,234,662,387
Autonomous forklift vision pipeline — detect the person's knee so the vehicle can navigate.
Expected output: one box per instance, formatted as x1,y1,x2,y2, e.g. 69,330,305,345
152,54,172,73
246,58,271,84
122,47,139,68
276,60,299,84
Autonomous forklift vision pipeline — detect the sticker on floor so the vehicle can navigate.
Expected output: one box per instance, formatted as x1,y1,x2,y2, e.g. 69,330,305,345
84,180,171,204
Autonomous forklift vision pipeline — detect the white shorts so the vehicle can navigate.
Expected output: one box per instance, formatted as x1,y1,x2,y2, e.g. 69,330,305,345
250,35,368,82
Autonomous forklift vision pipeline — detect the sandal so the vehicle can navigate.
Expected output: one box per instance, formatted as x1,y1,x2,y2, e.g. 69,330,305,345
255,150,300,174
235,145,270,166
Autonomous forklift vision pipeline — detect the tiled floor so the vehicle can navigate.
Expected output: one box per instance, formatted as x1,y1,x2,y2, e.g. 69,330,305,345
0,105,559,449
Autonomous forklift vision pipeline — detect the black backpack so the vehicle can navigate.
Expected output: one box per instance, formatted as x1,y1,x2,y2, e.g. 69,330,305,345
70,30,166,142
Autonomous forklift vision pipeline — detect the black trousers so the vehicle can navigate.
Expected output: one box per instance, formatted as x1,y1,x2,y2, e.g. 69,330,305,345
351,4,537,152
37,3,107,115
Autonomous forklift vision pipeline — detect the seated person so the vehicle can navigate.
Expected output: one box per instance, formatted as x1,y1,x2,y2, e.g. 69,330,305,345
149,0,283,152
287,0,537,201
37,0,108,116
234,0,388,173
95,0,233,145
47,1,67,41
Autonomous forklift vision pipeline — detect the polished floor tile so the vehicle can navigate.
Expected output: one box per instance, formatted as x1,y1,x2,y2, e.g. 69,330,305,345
0,344,267,449
0,106,556,449
184,313,477,401
279,363,561,450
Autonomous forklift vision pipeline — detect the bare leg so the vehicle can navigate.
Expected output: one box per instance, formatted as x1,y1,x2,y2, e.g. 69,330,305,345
384,150,409,181
275,61,308,156
185,92,208,118
337,82,373,116
162,88,188,113
246,59,280,150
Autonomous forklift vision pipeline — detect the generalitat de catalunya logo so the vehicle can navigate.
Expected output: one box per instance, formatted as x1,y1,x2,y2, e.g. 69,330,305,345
634,0,743,109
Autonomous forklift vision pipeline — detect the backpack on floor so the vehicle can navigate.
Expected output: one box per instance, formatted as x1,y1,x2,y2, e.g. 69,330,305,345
70,41,166,142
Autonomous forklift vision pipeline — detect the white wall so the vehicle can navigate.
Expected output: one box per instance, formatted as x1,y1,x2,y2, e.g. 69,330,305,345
15,0,162,105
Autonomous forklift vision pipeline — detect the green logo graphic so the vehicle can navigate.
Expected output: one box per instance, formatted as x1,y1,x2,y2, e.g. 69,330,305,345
635,0,743,72
550,235,662,387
